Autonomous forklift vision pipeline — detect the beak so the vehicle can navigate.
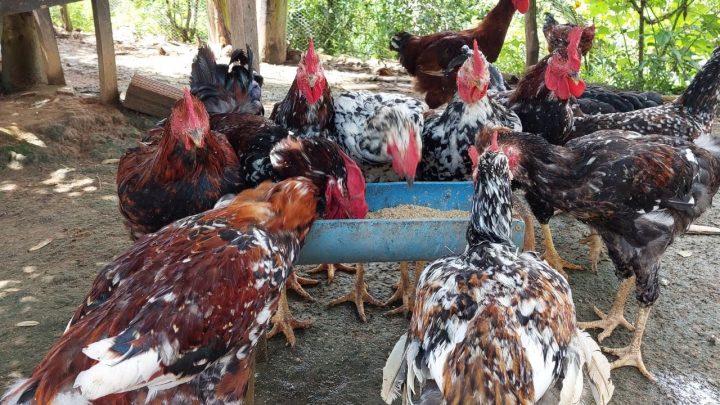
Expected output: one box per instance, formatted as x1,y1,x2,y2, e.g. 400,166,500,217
569,71,581,83
190,128,203,147
406,177,414,187
307,74,317,88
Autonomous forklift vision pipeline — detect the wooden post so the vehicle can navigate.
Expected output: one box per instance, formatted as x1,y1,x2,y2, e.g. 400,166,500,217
60,4,73,31
33,7,66,85
264,0,287,64
90,0,118,104
1,12,46,92
524,0,539,67
256,0,266,60
243,0,259,71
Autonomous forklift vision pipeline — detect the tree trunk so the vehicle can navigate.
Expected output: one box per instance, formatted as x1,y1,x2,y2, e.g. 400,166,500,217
524,0,539,67
265,0,287,64
207,0,231,47
60,4,73,31
1,12,46,93
638,0,645,83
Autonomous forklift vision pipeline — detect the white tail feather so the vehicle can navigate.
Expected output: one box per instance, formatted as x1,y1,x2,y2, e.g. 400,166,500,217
572,330,615,405
382,333,409,404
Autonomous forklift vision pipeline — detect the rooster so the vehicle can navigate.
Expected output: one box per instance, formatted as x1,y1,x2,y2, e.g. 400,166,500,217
483,128,720,380
270,38,426,321
190,44,264,116
568,45,720,140
1,177,329,404
117,89,241,240
390,0,528,108
381,130,614,405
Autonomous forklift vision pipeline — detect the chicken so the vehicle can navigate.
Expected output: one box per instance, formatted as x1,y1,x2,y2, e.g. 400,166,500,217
568,45,720,141
420,40,522,182
190,44,264,116
543,13,596,56
117,89,241,240
271,39,426,321
381,130,613,404
0,177,329,404
484,128,720,380
390,0,529,108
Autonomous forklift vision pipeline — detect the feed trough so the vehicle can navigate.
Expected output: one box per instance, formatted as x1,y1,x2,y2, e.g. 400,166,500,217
296,182,526,265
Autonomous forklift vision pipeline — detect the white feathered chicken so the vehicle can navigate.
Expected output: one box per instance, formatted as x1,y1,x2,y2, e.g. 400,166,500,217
381,130,614,405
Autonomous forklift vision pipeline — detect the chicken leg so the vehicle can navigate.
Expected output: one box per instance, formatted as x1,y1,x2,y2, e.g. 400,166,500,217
602,306,656,381
579,232,603,274
541,223,583,275
267,286,313,347
511,195,536,251
285,272,319,301
384,261,425,316
329,263,383,322
307,263,356,283
578,276,636,341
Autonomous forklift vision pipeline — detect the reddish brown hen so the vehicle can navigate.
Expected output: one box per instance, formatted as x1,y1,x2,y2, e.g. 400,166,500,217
390,0,528,108
117,89,241,240
1,177,328,404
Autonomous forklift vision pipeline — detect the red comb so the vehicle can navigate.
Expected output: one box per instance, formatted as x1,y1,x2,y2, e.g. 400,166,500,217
472,40,484,73
567,27,583,69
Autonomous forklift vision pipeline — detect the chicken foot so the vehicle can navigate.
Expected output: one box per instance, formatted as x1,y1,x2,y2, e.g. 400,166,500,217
602,306,656,381
307,263,356,283
578,276,636,341
384,261,425,316
285,272,319,301
267,286,313,347
579,232,604,274
541,223,583,276
329,263,383,322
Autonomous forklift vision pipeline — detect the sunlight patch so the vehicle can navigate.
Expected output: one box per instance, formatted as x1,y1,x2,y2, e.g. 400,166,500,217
0,125,46,148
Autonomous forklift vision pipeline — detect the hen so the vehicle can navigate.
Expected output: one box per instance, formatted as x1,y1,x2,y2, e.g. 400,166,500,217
484,128,720,380
381,131,613,405
190,44,264,116
1,177,328,404
390,0,529,108
568,45,720,140
117,89,241,240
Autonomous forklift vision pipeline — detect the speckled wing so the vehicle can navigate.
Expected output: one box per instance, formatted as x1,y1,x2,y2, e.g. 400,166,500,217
409,242,575,403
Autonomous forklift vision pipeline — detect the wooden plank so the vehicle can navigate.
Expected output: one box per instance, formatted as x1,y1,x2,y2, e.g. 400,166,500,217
123,74,183,118
227,0,245,52
243,0,260,72
1,0,79,17
256,0,266,60
264,0,287,64
90,0,118,104
33,7,66,85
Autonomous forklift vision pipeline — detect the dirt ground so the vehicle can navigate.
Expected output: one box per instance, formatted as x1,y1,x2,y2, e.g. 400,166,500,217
1,35,719,404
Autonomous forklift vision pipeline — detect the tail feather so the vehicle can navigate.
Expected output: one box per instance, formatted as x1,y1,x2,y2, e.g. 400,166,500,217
559,329,614,405
382,333,409,404
675,46,720,126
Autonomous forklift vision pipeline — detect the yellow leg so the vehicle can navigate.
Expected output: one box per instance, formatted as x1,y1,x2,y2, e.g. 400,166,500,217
580,232,604,274
285,272,319,301
329,263,383,322
384,262,412,316
578,276,636,341
267,286,313,347
541,223,583,276
307,263,356,283
602,306,656,381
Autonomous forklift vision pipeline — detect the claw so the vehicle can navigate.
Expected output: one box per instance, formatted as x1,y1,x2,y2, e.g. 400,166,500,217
267,287,313,347
579,233,603,274
308,263,356,283
329,264,383,322
578,277,636,341
285,272,318,301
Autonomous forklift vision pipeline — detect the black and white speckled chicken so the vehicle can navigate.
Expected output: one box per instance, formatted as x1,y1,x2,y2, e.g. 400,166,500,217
484,128,720,380
381,131,613,405
1,177,328,404
190,45,264,116
568,46,720,141
419,40,521,182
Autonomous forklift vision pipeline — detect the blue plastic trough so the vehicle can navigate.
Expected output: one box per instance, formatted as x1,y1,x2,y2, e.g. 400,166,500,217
295,182,525,265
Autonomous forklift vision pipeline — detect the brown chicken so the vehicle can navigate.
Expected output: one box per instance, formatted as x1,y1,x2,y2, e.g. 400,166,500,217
117,89,241,239
1,177,328,404
390,0,528,108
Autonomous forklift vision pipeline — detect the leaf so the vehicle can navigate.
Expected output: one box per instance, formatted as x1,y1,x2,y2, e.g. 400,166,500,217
28,238,53,252
655,30,673,48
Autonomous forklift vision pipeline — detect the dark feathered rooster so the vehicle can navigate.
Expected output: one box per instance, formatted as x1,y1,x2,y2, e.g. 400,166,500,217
117,89,241,239
190,44,264,116
381,131,613,405
483,128,720,380
543,13,596,56
390,0,528,108
569,46,720,140
1,176,328,404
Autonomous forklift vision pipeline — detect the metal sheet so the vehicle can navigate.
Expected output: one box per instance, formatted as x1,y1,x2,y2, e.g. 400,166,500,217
296,182,526,265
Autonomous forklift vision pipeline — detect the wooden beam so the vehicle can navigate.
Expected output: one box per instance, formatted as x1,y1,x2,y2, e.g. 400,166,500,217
1,0,78,17
256,0,266,60
123,74,183,118
227,0,245,51
90,0,118,104
243,0,260,72
264,0,287,64
33,7,65,85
